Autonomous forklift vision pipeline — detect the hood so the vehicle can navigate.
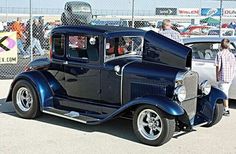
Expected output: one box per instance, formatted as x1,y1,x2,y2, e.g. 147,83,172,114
143,30,192,69
71,13,92,24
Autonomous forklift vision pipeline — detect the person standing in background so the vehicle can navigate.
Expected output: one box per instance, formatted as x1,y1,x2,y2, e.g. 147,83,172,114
11,17,29,58
215,38,236,116
38,17,45,48
26,18,45,56
159,19,183,44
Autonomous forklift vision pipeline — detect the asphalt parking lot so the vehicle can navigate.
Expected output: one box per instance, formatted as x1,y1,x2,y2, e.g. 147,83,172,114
1,80,236,154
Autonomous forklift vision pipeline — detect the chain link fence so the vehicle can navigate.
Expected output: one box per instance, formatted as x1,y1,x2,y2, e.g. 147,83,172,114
0,0,236,79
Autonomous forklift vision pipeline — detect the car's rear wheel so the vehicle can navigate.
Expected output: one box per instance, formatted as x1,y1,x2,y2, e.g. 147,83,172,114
204,101,224,127
133,105,175,146
12,80,41,119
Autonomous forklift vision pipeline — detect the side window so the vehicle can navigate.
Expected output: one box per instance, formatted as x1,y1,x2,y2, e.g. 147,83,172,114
187,43,218,60
105,36,143,62
52,34,65,57
68,35,99,62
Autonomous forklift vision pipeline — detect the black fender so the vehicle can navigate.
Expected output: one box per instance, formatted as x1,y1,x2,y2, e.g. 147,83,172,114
194,86,226,125
6,71,54,110
94,96,185,125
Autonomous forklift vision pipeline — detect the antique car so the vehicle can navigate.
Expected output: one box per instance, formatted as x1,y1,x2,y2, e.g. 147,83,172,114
183,37,236,99
61,1,92,25
6,26,226,146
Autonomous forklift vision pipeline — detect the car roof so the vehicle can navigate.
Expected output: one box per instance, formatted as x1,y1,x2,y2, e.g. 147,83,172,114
52,25,145,37
183,37,236,44
66,1,91,6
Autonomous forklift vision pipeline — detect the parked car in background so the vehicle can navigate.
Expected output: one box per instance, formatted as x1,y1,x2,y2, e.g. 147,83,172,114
43,22,60,49
183,37,236,99
61,1,92,25
6,26,226,146
90,20,120,26
208,28,235,36
119,19,151,28
181,25,212,37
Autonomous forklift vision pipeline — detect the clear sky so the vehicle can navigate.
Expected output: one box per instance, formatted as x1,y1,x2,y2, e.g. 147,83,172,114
1,0,236,10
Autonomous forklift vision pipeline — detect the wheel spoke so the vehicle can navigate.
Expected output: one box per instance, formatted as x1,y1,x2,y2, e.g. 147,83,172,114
26,95,31,101
154,116,160,121
142,121,148,127
25,90,29,96
20,94,27,100
25,102,30,108
155,126,161,132
149,129,154,136
146,111,151,122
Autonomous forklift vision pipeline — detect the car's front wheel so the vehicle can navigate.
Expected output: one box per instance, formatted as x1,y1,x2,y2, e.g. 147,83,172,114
133,105,175,146
12,80,41,119
204,101,224,127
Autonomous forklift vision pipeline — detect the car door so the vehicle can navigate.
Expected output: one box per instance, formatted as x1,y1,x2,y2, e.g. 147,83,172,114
64,34,101,101
100,37,122,106
228,42,236,99
49,34,67,96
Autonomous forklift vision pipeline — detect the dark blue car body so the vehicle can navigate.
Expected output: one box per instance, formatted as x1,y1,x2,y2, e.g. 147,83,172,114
6,25,226,146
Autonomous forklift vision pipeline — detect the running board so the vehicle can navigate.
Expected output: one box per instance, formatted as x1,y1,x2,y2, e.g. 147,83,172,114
42,107,101,124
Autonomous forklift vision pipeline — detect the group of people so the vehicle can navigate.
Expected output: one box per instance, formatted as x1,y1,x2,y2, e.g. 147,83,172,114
10,17,45,58
160,19,235,117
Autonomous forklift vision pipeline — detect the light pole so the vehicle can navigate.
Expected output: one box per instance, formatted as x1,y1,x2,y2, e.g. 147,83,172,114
30,0,33,61
6,0,8,22
131,0,134,28
219,0,223,37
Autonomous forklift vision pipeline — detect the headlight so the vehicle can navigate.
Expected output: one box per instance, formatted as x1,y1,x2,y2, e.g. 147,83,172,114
174,85,186,102
200,80,211,95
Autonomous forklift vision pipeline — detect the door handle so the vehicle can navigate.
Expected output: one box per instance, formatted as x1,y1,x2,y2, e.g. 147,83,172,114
114,65,121,76
63,61,68,65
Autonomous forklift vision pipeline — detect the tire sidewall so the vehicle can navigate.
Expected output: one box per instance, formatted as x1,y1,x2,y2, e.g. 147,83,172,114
133,105,175,146
204,102,223,127
12,80,40,119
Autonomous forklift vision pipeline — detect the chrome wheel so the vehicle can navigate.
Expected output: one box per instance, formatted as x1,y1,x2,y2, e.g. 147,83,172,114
16,87,33,112
137,109,163,141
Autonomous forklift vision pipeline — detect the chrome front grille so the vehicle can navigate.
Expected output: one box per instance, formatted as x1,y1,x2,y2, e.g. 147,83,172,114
180,71,198,120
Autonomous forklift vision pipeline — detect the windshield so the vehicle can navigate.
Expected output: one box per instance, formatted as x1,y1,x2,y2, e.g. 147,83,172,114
71,5,91,13
105,36,144,62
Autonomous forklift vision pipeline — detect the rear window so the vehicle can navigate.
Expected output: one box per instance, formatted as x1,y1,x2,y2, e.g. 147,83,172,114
52,34,65,57
67,35,99,62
